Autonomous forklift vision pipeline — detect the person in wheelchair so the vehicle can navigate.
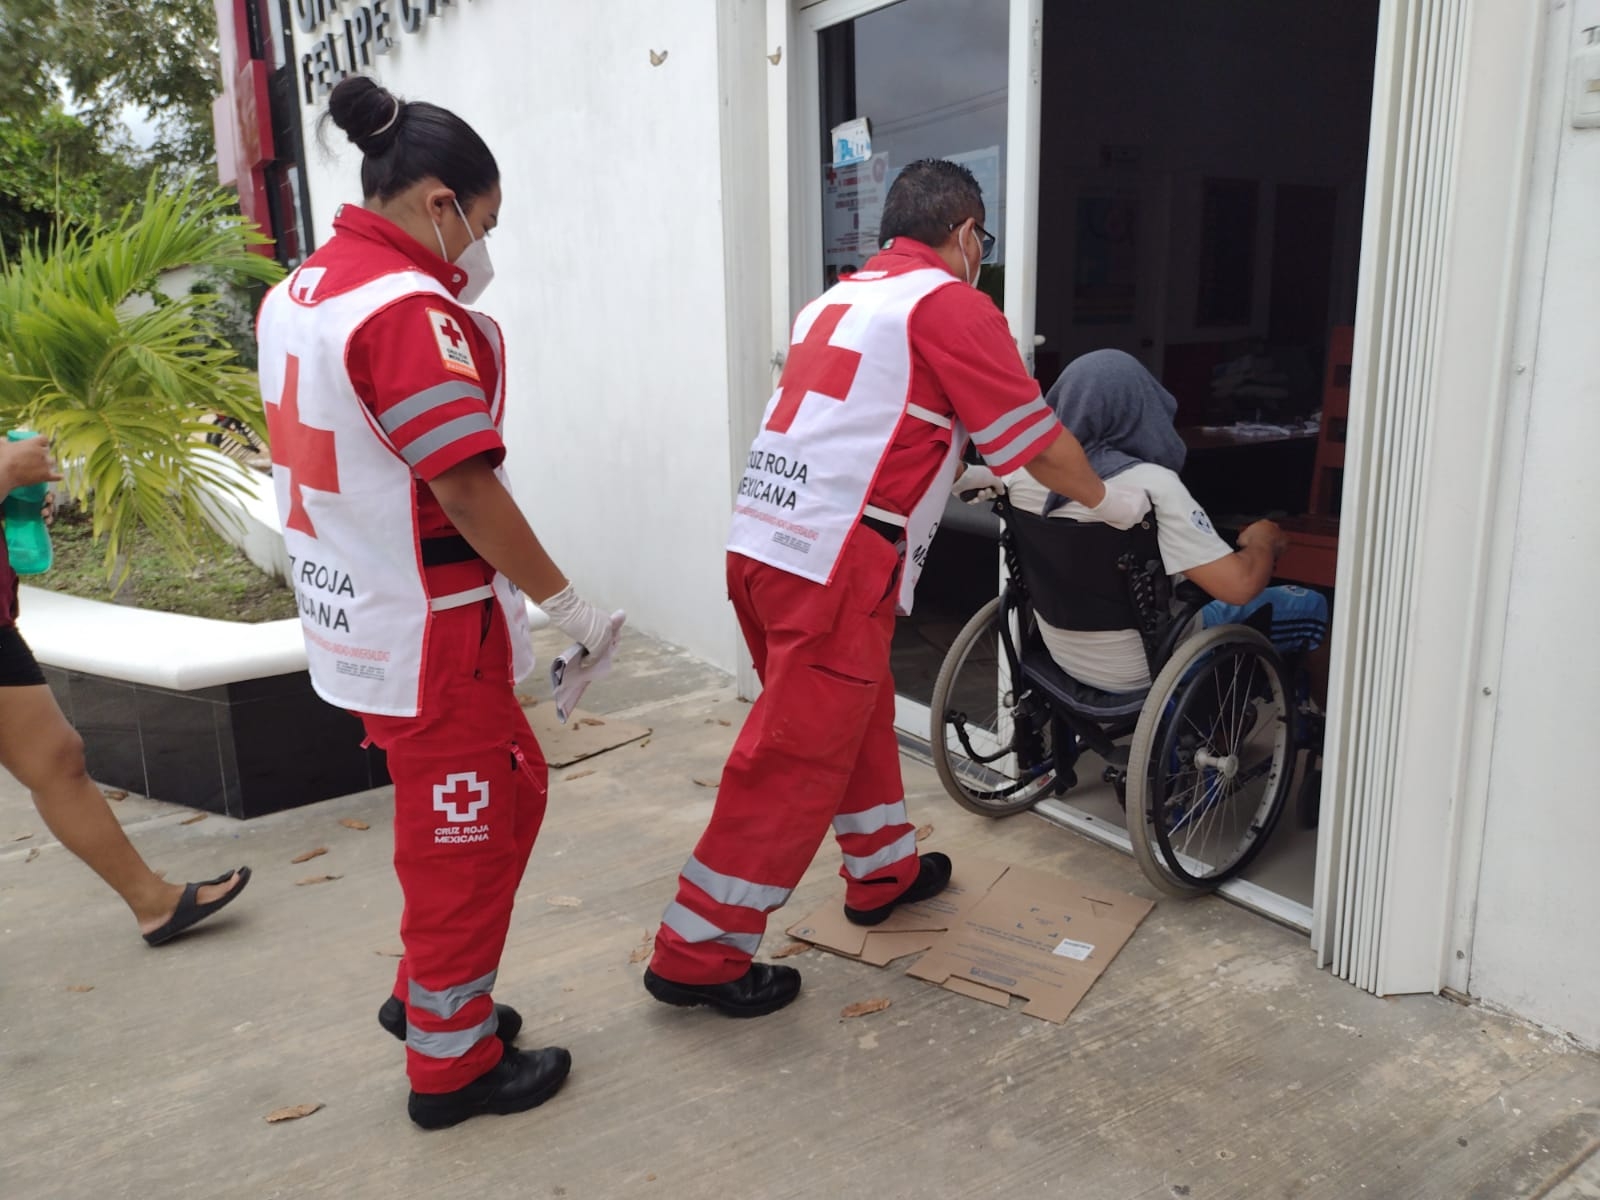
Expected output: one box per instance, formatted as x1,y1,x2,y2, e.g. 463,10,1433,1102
993,349,1329,694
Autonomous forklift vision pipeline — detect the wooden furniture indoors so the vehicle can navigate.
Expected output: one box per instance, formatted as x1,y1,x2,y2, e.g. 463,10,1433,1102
1274,324,1352,588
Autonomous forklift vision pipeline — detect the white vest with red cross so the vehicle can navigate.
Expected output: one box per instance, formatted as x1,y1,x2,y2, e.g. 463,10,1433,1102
256,266,534,718
727,267,966,615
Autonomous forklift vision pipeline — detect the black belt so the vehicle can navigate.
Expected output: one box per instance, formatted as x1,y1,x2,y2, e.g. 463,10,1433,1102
420,534,483,567
859,513,904,546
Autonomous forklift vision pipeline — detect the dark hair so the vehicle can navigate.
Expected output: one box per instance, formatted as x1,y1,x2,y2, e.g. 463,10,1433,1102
879,159,984,249
322,76,499,204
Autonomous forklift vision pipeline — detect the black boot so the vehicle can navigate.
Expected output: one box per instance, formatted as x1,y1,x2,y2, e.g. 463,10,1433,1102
843,852,953,926
378,995,524,1046
642,962,801,1018
407,1045,572,1130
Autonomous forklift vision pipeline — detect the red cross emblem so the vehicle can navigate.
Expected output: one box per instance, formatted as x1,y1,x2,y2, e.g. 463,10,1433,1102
437,318,465,349
766,304,862,434
265,354,340,538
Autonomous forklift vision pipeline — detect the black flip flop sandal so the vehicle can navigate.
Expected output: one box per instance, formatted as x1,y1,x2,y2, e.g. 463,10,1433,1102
142,866,252,947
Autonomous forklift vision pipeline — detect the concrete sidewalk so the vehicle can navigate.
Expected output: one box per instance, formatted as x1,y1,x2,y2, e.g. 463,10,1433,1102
1,628,1596,1200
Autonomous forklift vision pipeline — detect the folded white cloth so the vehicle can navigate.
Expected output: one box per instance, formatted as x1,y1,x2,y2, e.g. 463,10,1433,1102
550,610,626,724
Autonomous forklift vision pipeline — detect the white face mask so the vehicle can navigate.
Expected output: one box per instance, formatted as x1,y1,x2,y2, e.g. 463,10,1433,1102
960,224,980,288
434,198,495,304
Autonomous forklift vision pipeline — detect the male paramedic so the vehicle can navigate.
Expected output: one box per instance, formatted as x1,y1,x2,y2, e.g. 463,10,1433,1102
257,76,618,1129
644,159,1149,1017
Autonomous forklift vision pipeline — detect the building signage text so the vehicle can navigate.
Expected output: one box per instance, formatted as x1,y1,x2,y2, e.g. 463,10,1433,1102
295,0,466,104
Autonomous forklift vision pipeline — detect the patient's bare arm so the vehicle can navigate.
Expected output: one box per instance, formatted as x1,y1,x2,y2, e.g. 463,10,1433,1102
1184,519,1286,606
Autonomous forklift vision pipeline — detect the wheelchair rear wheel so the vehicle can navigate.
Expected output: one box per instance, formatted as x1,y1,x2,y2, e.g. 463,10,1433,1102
1126,625,1295,896
931,598,1060,818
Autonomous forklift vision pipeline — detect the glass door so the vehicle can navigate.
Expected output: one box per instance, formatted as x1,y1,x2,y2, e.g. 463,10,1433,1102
797,0,1042,740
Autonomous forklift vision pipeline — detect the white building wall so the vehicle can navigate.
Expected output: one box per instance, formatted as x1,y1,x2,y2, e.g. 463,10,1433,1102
1469,0,1600,1049
291,0,749,671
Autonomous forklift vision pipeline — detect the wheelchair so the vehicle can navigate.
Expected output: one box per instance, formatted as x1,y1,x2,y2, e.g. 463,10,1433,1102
929,494,1321,897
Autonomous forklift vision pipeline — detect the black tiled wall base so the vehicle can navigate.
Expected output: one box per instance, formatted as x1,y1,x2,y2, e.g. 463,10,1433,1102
44,667,389,819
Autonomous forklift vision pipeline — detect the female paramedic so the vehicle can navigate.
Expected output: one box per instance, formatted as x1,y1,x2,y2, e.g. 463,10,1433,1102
256,76,616,1131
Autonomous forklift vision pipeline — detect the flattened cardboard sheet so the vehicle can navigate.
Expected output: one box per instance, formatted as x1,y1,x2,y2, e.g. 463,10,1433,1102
785,856,1008,966
908,865,1154,1023
522,703,650,768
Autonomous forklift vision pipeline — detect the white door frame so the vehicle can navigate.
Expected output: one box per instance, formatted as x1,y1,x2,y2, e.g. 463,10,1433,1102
1309,0,1543,997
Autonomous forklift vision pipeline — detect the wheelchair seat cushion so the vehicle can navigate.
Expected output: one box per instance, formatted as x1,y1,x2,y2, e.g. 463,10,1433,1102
1018,642,1147,721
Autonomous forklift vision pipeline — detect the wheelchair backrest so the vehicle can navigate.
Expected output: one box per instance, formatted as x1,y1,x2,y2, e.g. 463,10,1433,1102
1004,504,1173,662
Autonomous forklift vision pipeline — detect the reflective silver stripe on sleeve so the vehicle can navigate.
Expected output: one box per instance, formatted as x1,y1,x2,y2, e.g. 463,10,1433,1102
377,380,488,435
841,829,919,881
405,1009,500,1060
832,799,909,838
862,504,908,527
905,402,953,429
983,411,1060,469
400,412,498,466
408,968,498,1020
661,901,763,956
682,856,792,912
970,396,1050,447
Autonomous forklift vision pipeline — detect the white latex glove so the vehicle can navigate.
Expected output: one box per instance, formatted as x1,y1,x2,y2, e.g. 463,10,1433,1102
538,584,616,659
1087,479,1152,531
952,463,1002,503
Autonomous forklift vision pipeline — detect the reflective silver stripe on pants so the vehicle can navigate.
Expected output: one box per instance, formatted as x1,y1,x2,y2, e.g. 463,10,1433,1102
681,855,791,913
406,1009,500,1060
377,380,488,435
409,968,498,1020
661,901,762,956
841,829,919,881
832,799,909,838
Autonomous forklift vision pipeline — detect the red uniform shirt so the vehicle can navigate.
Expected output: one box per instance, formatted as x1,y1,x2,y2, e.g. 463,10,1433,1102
303,205,505,539
861,238,1063,516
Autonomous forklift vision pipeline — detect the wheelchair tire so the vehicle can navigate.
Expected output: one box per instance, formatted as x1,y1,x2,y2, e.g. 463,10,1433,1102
930,598,1060,818
1126,624,1295,897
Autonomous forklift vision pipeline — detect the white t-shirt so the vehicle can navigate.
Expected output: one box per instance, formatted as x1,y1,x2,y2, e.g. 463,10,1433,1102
1005,462,1234,692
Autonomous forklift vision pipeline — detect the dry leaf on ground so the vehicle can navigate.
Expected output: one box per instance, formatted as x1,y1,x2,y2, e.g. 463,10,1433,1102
563,769,596,782
717,719,732,727
647,1175,658,1183
24,847,39,863
338,818,370,831
180,813,208,825
265,1102,323,1124
11,832,32,842
915,823,934,842
638,738,651,749
290,847,328,864
65,984,94,993
546,895,582,908
373,948,404,958
102,789,127,802
840,998,892,1020
627,931,654,963
296,874,343,886
579,717,606,727
770,942,811,959
515,692,537,707
691,777,720,789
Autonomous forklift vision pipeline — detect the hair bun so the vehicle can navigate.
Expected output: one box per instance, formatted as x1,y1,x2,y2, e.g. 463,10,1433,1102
327,76,404,157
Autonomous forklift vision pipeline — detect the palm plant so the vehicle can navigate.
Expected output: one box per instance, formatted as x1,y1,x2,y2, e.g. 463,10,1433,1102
0,179,283,582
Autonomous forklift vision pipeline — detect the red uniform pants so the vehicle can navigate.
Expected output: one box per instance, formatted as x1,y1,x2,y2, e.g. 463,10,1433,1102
649,529,921,985
357,583,547,1094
